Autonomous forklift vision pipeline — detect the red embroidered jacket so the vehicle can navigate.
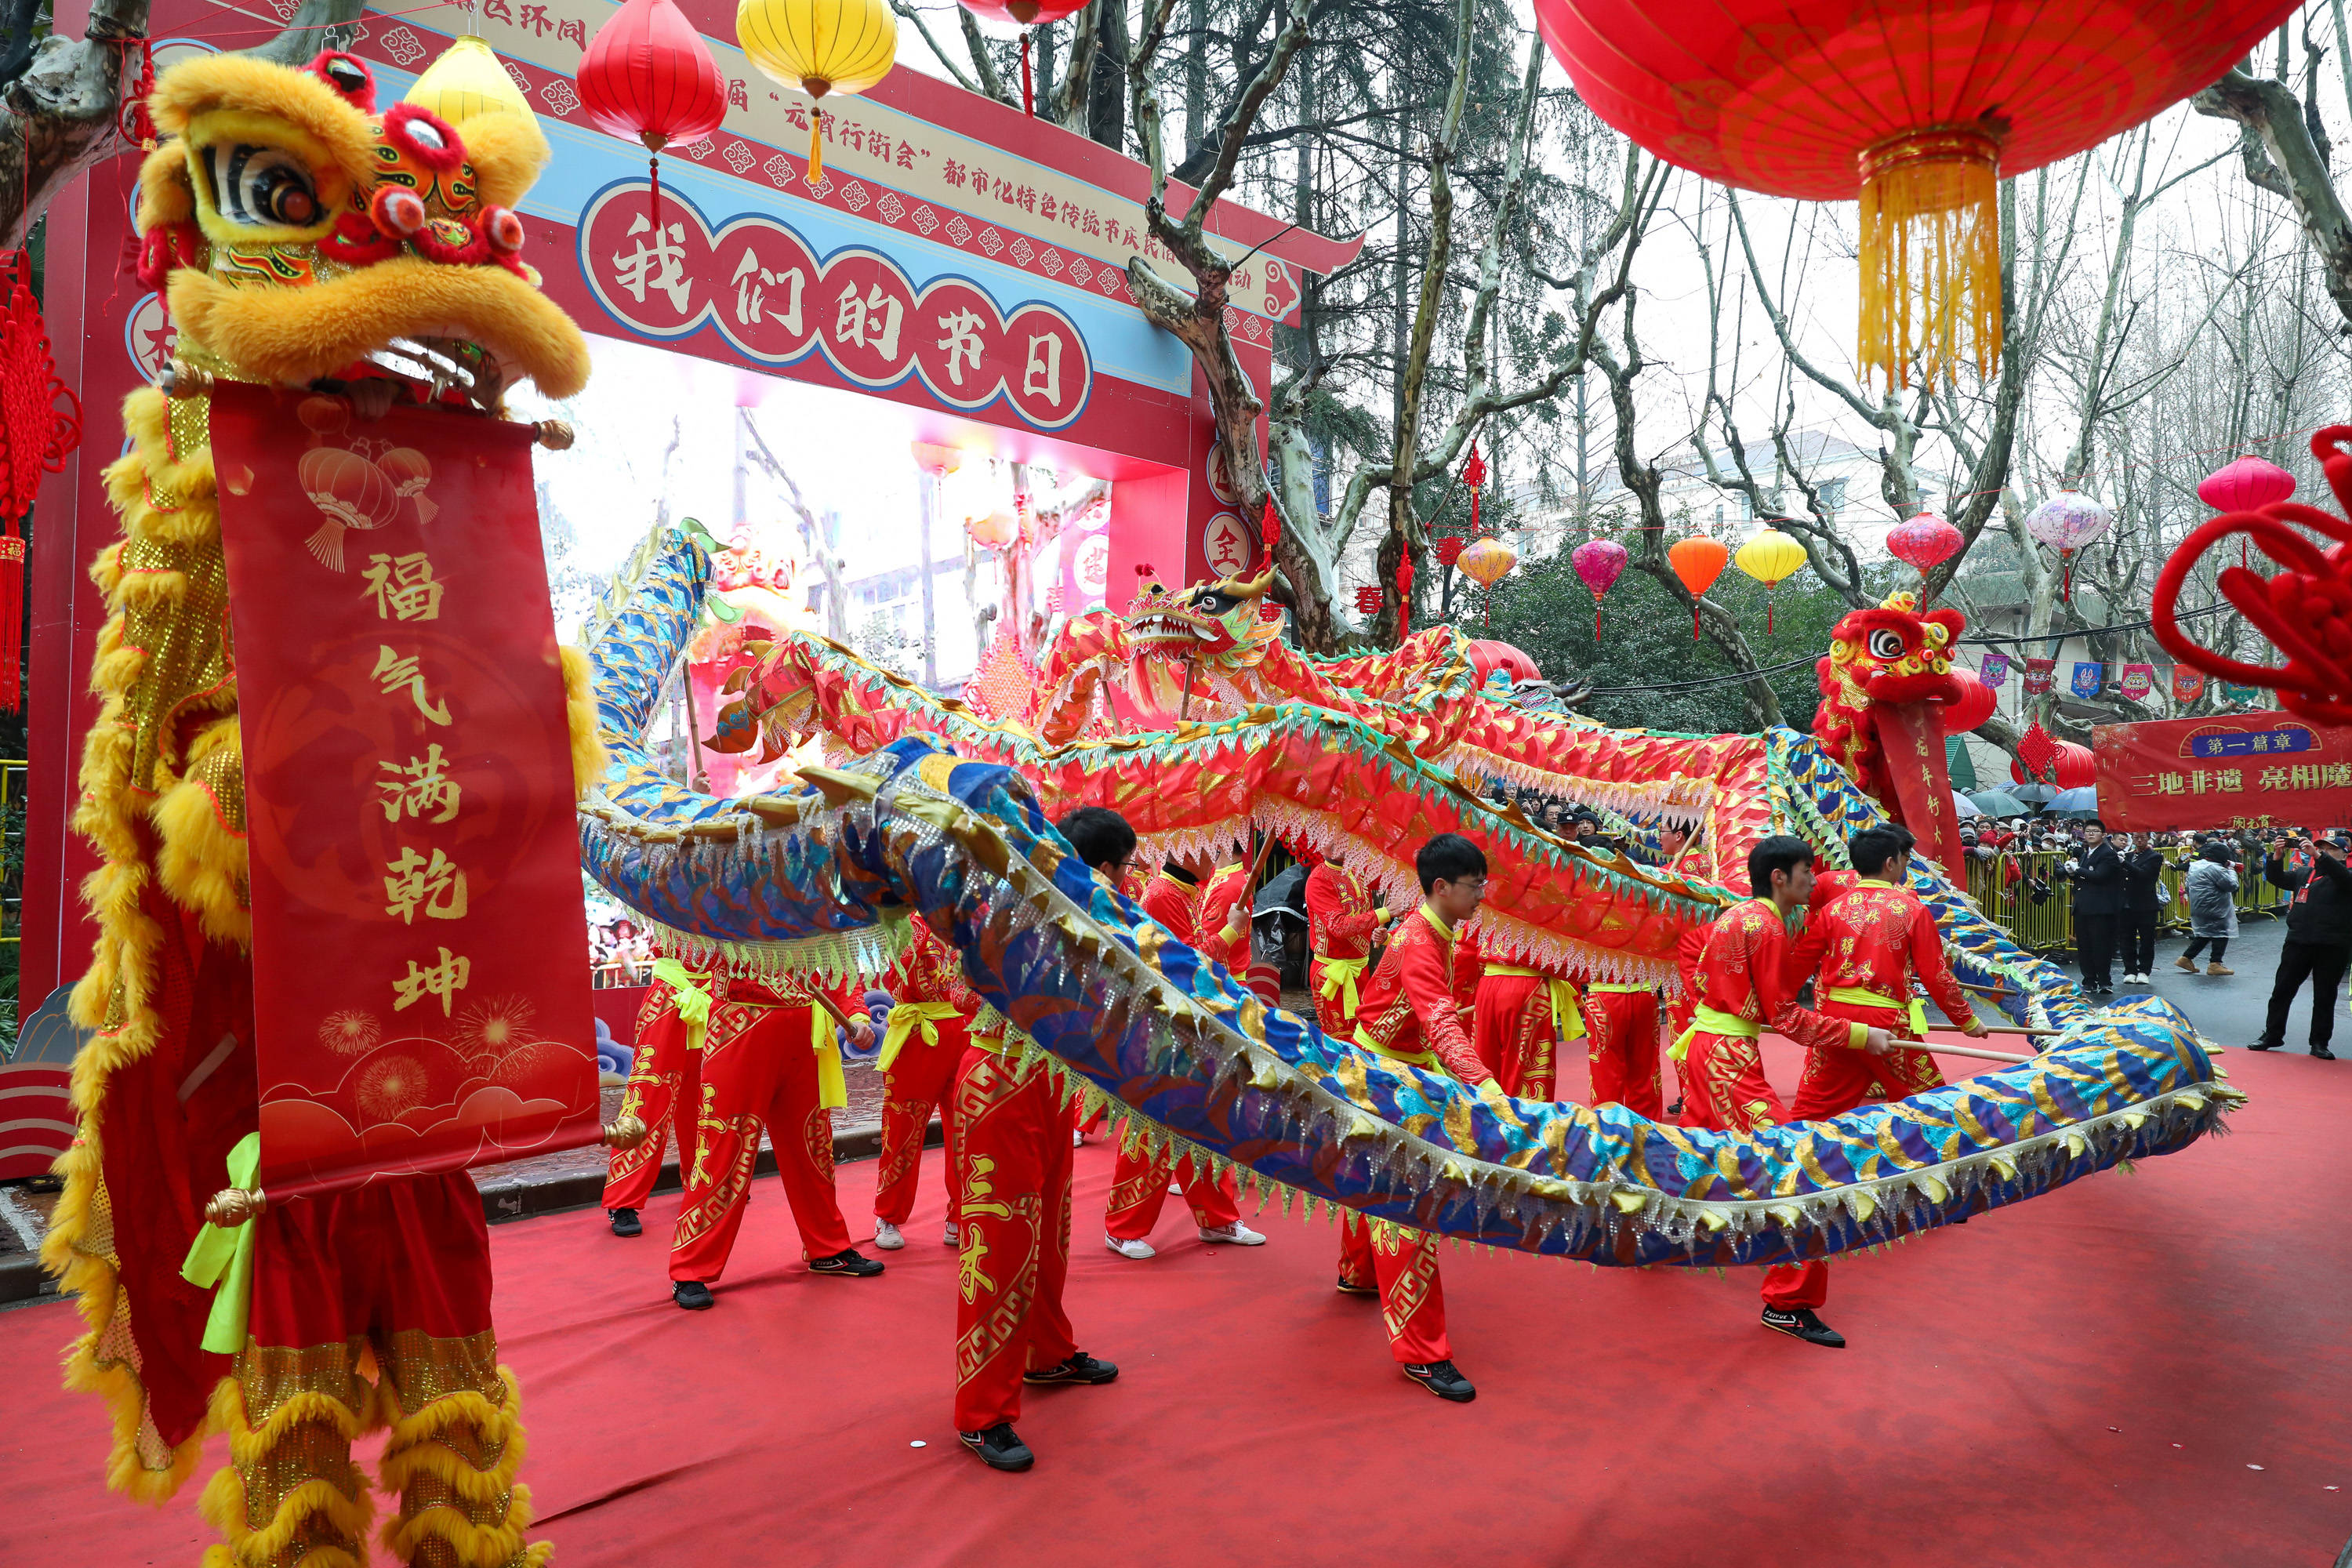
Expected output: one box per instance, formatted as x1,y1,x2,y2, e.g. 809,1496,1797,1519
1353,906,1492,1085
1785,873,1972,1029
1143,866,1249,971
1304,862,1381,962
891,920,984,1015
1679,898,1860,1054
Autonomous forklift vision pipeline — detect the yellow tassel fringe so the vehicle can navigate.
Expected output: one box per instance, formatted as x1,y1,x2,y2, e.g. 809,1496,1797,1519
1857,125,2002,390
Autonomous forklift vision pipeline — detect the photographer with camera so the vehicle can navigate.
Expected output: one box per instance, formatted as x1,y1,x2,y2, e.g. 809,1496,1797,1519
2250,828,2352,1060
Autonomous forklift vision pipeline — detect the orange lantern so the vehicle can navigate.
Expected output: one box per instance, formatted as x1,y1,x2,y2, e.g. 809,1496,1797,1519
1667,535,1729,640
1457,537,1515,589
968,505,1018,550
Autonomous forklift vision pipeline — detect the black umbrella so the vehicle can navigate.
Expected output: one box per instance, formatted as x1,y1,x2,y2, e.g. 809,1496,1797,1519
1254,863,1308,920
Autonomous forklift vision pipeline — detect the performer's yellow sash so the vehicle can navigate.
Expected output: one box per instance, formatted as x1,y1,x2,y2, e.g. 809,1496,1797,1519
1353,1025,1439,1071
650,956,716,1052
1668,1004,1760,1063
1314,954,1370,1018
877,1000,963,1073
1483,964,1585,1040
1824,985,1929,1038
809,1006,848,1109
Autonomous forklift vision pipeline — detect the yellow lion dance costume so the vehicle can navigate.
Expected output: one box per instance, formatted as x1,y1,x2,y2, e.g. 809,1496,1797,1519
44,44,598,1567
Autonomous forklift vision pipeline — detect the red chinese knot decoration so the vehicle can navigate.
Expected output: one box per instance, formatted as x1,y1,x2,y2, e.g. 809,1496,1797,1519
2014,719,2059,785
2155,423,2352,727
0,249,85,710
575,0,729,227
1529,0,2299,388
2009,736,2092,791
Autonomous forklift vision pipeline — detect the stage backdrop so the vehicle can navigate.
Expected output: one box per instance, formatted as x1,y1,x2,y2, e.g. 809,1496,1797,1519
212,385,601,1197
2092,711,2352,833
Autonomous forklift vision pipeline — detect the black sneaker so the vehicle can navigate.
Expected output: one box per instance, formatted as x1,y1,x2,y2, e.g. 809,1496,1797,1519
1761,1305,1845,1348
1402,1359,1477,1403
608,1207,641,1237
808,1248,884,1277
2314,1046,2339,1061
2249,1040,2281,1052
1336,1276,1378,1296
672,1280,713,1311
1666,1101,1683,1117
1023,1352,1119,1386
958,1422,1034,1472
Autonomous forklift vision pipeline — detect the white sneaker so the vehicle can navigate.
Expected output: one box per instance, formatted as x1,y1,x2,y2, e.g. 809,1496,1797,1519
1105,1233,1156,1260
943,1221,960,1247
1199,1221,1265,1247
873,1220,906,1251
1073,1128,1084,1147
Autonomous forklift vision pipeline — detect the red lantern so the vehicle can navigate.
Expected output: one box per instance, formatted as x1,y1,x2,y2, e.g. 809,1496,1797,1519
575,0,728,227
956,0,1089,114
1939,673,1998,734
1886,511,1964,585
1531,1,2296,388
2199,455,2296,572
1667,535,1729,640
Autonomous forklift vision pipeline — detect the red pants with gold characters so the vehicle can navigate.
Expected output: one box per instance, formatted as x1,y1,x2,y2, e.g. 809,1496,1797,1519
1584,985,1664,1118
874,1016,971,1226
602,986,701,1211
1104,1135,1239,1240
1337,1212,1450,1363
951,1046,1080,1432
1677,1030,1824,1311
220,1174,546,1568
1789,1000,1945,1121
669,999,851,1283
1472,973,1556,1098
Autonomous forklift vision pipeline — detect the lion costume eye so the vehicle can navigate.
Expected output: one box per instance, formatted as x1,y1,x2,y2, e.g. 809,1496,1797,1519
203,143,321,227
1867,628,1906,660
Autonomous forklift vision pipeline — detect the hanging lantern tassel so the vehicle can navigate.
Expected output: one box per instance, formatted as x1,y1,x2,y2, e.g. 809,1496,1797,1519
646,143,663,228
1021,32,1034,116
1857,126,2002,390
808,102,826,187
1260,495,1279,560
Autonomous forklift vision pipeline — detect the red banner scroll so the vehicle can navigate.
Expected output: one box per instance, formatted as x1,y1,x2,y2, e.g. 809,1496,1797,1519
2092,711,2352,833
210,385,599,1198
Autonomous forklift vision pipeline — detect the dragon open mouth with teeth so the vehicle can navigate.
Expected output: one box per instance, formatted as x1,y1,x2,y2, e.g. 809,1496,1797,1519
1120,567,1287,717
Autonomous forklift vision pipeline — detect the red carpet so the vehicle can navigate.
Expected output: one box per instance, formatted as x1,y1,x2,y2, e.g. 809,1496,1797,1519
5,1044,2347,1568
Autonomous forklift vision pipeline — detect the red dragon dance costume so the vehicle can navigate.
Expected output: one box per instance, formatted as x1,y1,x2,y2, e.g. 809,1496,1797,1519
873,921,982,1229
1106,869,1242,1241
1673,898,1865,1311
1303,859,1383,1037
1341,906,1494,1363
1785,872,1974,1119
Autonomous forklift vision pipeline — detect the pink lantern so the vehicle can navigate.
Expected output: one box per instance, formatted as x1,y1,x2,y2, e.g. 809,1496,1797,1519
1572,538,1628,638
2023,490,2114,601
2198,456,2295,572
1886,511,1963,584
2197,455,2296,513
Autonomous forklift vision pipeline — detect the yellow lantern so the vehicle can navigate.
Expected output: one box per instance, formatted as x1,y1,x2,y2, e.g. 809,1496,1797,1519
1457,537,1517,589
1733,527,1807,632
738,0,898,185
405,34,539,127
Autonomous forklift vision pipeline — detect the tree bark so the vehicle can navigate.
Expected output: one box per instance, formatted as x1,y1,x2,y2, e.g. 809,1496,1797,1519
2194,66,2352,330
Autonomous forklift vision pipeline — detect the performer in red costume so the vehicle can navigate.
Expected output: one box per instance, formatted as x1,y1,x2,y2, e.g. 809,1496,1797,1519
1339,833,1500,1403
873,920,985,1252
1787,825,1987,1118
656,939,886,1309
604,979,702,1238
1673,834,1894,1349
1467,932,1583,1099
1581,978,1666,1116
1105,854,1265,1257
953,807,1128,1472
1305,855,1388,1036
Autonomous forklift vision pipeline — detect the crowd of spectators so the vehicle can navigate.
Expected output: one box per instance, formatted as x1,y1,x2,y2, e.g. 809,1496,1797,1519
590,917,654,987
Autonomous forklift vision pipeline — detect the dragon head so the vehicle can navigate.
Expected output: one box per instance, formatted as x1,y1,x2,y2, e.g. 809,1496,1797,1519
1823,590,1969,708
1121,567,1285,717
136,46,590,405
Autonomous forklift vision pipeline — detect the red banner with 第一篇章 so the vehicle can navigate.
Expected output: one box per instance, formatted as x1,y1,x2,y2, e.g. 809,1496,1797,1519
209,384,599,1200
2092,710,2352,833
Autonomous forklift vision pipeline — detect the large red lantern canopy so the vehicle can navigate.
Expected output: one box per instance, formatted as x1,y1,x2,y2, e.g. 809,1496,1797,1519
1530,0,2299,389
577,0,730,224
